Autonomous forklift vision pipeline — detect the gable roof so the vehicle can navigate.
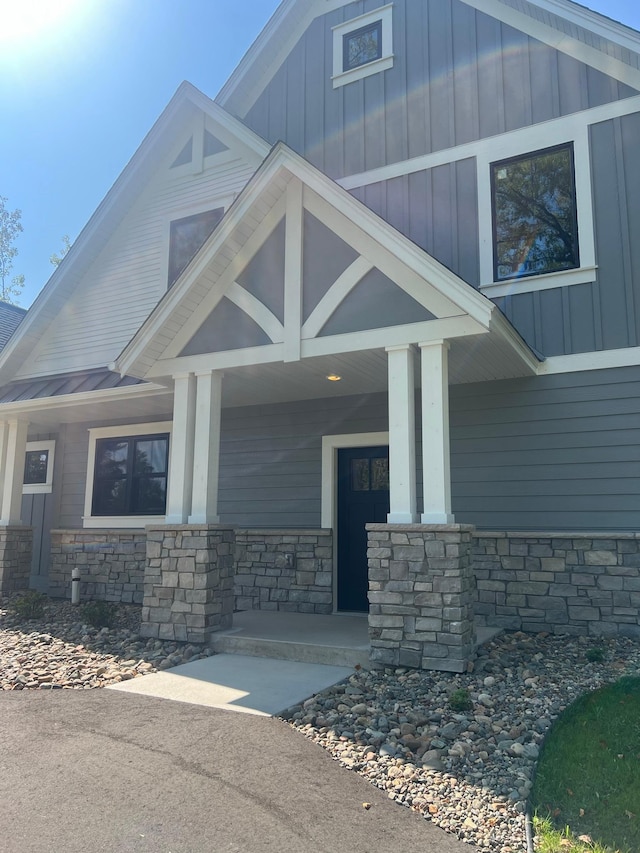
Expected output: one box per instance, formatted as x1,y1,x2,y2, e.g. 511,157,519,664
0,302,26,351
0,83,270,388
114,142,538,387
216,0,640,117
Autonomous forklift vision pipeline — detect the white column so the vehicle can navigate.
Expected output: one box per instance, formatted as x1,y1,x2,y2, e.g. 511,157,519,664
0,419,29,525
420,340,455,524
386,344,418,523
188,370,222,524
165,373,197,524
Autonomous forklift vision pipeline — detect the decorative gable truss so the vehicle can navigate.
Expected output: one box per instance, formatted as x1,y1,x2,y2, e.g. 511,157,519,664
117,143,536,386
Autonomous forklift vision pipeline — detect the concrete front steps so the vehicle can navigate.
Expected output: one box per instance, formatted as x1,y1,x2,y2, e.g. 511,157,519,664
210,610,503,670
210,610,370,668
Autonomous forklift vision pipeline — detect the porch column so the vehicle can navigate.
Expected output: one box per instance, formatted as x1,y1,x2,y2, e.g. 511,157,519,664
420,340,454,524
0,419,28,525
188,370,222,524
165,372,197,523
386,344,418,523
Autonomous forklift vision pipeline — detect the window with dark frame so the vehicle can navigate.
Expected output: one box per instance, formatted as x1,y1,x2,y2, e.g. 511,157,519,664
24,450,49,485
491,143,579,282
343,20,382,71
168,207,224,288
92,434,169,516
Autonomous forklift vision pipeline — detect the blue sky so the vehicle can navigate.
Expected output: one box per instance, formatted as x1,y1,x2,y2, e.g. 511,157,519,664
1,0,639,307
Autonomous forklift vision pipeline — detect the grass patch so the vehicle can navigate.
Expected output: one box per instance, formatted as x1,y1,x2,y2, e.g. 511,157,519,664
531,677,640,853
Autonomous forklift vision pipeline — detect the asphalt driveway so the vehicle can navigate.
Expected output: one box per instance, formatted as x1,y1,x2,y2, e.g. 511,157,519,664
0,690,476,853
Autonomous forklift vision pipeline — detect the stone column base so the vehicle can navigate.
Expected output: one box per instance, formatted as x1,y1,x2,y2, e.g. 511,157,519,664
0,526,33,596
141,525,235,644
367,523,476,673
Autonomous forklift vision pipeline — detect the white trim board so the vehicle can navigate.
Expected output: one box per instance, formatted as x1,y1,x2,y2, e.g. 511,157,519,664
459,0,640,90
83,420,172,529
538,347,640,375
321,431,389,530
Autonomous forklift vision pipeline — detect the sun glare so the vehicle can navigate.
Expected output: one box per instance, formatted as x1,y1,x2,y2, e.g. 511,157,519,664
0,0,83,43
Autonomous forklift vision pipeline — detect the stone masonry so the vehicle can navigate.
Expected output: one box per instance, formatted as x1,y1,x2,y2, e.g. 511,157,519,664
367,524,476,673
473,532,640,638
0,526,32,596
234,529,333,614
49,530,146,603
141,525,235,644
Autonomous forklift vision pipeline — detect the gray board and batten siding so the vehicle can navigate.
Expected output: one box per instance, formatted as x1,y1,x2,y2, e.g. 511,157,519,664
53,367,640,533
241,0,637,179
349,112,640,358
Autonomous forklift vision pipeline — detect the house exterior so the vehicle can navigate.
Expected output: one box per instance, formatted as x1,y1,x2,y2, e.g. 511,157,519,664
1,0,640,671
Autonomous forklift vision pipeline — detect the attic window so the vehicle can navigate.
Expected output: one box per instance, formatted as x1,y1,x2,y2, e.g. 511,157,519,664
332,5,393,88
168,207,224,288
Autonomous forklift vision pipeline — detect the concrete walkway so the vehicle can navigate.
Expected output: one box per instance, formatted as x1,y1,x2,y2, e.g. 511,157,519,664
0,690,477,853
109,653,354,715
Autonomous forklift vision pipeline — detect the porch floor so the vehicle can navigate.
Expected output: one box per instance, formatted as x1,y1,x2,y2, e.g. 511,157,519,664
209,610,502,669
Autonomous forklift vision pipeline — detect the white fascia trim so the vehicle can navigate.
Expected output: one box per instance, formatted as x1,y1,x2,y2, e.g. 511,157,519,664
534,0,640,55
459,0,640,90
0,382,170,418
23,439,55,495
279,154,495,326
146,344,285,381
538,346,640,375
83,420,172,528
321,431,389,529
338,95,640,191
489,312,540,374
331,5,394,89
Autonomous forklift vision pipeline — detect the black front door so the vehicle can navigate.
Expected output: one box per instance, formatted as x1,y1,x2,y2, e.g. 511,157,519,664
337,446,390,612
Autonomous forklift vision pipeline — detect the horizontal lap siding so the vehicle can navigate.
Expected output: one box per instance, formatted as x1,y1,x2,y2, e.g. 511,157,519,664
16,160,255,380
449,366,640,529
243,0,634,179
218,393,388,527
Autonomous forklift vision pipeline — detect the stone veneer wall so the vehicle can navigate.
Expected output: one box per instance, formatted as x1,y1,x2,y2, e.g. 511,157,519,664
234,529,333,614
0,526,32,596
49,530,146,603
141,525,234,643
367,524,476,673
473,532,640,638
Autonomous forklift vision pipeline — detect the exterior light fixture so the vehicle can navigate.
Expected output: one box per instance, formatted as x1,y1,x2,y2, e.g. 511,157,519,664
326,374,341,381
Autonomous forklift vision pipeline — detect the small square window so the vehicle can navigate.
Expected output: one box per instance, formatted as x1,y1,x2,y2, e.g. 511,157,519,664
491,143,579,282
23,440,55,494
332,5,393,89
24,450,49,485
343,21,382,71
168,208,224,288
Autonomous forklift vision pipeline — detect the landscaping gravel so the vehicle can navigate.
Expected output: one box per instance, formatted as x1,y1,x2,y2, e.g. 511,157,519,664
2,594,640,852
280,631,640,853
0,595,214,690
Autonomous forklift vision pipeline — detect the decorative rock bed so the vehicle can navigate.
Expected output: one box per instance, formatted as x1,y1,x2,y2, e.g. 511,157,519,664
2,596,639,851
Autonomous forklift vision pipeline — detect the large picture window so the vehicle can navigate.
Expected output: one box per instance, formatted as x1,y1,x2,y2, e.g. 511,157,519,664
491,143,579,282
168,207,224,288
91,433,169,516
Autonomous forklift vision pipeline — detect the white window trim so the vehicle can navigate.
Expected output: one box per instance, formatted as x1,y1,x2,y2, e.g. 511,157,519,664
23,440,55,495
83,421,172,529
480,126,597,297
332,4,393,89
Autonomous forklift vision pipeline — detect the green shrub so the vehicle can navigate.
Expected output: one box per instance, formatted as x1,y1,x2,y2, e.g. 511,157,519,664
11,590,47,620
81,600,118,629
586,646,606,663
448,688,472,712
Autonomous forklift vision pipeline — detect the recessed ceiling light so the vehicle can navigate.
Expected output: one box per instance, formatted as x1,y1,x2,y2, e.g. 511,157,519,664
326,374,341,381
